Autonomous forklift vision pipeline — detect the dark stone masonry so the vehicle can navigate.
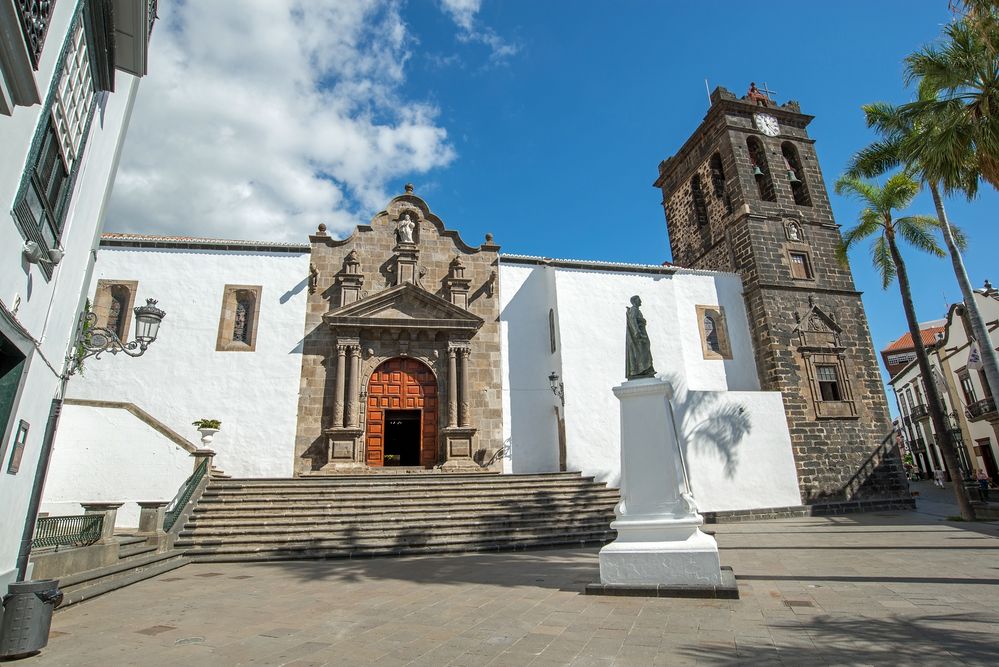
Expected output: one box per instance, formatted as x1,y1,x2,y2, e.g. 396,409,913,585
654,86,911,509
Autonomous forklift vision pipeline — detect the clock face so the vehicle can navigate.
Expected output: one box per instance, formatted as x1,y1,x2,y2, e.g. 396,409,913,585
754,113,780,137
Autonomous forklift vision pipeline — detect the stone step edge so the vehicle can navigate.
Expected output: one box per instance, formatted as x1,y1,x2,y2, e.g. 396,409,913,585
214,472,578,483
58,550,185,589
59,556,190,608
183,509,616,529
180,515,615,537
183,534,615,561
195,492,619,506
175,526,617,549
201,484,612,498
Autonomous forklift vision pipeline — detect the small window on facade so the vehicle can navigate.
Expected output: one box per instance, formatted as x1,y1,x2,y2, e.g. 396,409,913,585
696,305,732,360
107,285,130,339
746,137,776,202
217,285,262,352
959,372,978,404
691,175,708,226
816,365,843,401
233,292,254,344
703,314,720,353
781,142,812,206
548,308,557,354
789,252,812,280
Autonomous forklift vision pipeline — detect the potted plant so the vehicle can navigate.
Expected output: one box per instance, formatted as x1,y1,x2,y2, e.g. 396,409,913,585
192,418,222,446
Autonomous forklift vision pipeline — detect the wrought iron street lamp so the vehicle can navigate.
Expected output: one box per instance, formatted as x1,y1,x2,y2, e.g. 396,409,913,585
548,371,565,405
68,299,165,375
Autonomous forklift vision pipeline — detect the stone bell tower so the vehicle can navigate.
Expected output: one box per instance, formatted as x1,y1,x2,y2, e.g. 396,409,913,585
653,85,909,509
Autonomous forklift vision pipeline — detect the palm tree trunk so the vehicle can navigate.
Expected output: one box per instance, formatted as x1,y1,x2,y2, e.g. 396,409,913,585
886,229,976,520
929,181,999,406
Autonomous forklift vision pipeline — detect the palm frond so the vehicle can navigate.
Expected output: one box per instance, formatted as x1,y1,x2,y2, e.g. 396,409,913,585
872,235,897,289
847,140,903,179
834,175,882,209
880,173,921,210
896,215,947,257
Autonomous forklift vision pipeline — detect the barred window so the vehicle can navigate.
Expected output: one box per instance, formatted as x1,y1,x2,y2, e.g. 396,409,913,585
107,286,130,339
233,293,253,344
703,314,720,353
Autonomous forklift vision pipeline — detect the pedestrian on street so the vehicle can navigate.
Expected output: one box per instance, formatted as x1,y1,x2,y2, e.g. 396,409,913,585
933,469,946,488
975,469,990,502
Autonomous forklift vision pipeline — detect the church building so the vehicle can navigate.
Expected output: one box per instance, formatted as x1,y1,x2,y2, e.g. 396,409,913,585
40,86,911,528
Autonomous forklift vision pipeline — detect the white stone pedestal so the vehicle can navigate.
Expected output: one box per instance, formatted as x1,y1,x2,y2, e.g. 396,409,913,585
593,377,735,597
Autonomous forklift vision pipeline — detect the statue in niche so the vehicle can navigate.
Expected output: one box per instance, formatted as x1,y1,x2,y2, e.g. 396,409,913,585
396,212,416,245
786,221,802,241
625,295,656,380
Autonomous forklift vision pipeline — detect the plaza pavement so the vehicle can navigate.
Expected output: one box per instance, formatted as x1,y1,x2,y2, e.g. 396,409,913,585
21,482,999,666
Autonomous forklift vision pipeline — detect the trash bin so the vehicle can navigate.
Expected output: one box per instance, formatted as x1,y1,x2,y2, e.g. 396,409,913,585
0,579,63,659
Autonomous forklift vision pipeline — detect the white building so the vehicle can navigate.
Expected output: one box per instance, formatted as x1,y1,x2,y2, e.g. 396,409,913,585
0,0,156,588
889,283,999,482
43,195,803,528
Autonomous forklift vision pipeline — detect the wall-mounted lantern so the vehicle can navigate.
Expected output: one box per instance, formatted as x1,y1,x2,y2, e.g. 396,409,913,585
67,299,166,375
548,371,565,405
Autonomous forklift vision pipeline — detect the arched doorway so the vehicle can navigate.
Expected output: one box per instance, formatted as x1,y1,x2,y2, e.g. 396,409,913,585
366,358,438,468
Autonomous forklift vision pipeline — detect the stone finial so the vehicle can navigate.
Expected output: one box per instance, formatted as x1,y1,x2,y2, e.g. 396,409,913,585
317,223,327,236
485,233,494,244
404,183,414,193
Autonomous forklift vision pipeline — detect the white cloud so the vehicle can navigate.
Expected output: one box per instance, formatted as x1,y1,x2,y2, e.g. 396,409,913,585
438,0,518,64
105,0,456,242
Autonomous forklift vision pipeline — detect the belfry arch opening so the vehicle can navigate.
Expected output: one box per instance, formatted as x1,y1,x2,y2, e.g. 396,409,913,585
365,357,439,468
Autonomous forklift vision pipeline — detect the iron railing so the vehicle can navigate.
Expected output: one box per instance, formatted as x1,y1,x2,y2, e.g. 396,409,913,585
910,404,930,421
147,0,158,35
967,397,997,421
32,514,103,549
163,458,208,532
17,0,56,68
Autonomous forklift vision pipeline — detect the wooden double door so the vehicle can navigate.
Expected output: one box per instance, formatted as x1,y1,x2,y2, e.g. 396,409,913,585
366,358,438,467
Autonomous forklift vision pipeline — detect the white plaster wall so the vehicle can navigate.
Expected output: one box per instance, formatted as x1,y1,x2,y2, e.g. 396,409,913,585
499,261,801,512
58,246,310,478
498,264,561,474
40,404,193,527
0,0,141,585
673,390,802,511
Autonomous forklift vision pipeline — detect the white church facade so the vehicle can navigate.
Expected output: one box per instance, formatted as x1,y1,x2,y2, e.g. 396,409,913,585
42,187,804,527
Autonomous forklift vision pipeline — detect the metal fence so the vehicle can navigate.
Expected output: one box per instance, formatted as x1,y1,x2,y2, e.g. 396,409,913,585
32,514,104,549
163,458,208,533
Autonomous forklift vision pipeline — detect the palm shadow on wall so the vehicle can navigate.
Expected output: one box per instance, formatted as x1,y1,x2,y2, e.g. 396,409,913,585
659,372,752,481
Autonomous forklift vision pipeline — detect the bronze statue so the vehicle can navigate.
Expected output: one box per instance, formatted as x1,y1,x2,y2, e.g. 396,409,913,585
625,295,656,380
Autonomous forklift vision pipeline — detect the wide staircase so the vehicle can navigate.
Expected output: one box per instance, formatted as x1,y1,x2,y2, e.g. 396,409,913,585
174,472,619,561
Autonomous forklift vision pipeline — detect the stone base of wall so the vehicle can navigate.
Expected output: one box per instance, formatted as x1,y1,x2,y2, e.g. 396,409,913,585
703,496,917,523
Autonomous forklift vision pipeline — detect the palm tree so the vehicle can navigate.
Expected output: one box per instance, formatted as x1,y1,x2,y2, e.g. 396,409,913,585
905,18,999,187
848,95,999,431
835,173,976,521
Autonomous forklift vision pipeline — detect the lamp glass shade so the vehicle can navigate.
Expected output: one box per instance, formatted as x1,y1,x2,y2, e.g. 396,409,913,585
133,299,166,343
548,372,559,392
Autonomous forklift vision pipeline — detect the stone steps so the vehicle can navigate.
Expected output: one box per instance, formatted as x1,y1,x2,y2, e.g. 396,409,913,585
57,550,189,608
180,472,620,562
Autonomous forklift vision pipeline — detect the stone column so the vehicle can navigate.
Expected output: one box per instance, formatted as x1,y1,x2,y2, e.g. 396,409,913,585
191,448,215,474
447,347,458,428
458,347,471,427
333,344,347,427
345,346,361,428
81,502,123,543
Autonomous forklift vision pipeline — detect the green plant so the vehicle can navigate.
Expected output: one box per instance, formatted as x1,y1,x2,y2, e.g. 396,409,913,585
192,418,221,429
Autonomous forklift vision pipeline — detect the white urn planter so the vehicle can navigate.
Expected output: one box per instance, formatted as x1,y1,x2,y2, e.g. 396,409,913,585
198,428,219,447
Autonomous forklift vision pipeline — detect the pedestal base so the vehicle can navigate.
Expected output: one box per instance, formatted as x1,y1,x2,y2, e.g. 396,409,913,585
586,567,738,599
598,519,723,587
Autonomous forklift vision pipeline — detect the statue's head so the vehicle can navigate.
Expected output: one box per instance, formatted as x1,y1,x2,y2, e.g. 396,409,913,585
630,295,642,307
400,212,412,222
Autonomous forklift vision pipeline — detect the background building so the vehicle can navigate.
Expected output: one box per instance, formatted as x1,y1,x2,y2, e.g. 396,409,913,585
888,283,999,481
0,0,155,588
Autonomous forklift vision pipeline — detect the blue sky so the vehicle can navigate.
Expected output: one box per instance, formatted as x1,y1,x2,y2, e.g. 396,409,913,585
108,1,995,410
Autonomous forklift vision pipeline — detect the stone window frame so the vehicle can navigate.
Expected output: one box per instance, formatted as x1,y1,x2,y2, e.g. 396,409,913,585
216,285,262,352
548,308,557,354
696,305,733,360
803,351,858,419
787,245,814,281
92,279,139,342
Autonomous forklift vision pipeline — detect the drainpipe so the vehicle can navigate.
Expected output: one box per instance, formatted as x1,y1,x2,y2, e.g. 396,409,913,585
15,397,63,581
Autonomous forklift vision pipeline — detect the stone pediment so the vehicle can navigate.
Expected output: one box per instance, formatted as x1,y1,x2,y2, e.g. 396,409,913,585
792,300,843,350
324,283,484,333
